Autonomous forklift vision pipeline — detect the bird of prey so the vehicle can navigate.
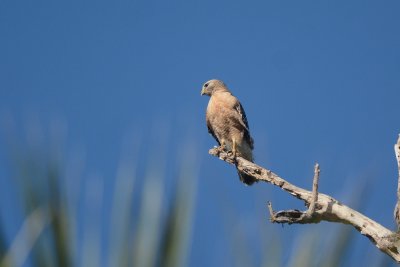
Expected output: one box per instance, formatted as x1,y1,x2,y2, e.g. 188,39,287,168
201,79,256,185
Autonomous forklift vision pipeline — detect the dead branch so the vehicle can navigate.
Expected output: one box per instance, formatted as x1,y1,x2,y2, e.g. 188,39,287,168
394,135,400,230
306,163,320,217
209,144,400,263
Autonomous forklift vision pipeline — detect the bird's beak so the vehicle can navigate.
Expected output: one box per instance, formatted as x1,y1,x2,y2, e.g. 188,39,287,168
200,88,205,96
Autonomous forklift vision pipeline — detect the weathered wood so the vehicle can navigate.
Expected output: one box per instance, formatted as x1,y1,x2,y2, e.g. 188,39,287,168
394,135,400,230
209,146,400,262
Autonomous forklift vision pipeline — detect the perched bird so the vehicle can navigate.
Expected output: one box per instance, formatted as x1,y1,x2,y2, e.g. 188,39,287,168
201,79,256,185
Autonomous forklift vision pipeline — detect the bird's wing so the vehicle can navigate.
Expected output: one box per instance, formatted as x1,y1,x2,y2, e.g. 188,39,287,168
234,101,254,149
235,102,250,130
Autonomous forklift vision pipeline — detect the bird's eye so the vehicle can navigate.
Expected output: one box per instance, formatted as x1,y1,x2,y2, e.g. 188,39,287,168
204,83,209,88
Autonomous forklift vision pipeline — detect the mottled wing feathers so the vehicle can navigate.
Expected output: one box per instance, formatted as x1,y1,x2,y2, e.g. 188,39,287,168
236,102,249,129
235,102,254,149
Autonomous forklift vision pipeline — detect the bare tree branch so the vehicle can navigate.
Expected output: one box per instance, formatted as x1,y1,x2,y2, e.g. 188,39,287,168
209,144,400,263
394,135,400,230
306,163,320,217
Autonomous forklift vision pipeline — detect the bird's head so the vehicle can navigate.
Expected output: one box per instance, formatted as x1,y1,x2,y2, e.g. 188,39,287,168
200,79,227,96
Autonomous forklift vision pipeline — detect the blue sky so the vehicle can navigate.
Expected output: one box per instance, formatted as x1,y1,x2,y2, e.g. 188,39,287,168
1,0,400,266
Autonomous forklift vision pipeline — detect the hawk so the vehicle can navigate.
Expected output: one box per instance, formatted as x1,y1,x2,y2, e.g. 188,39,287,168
201,79,256,185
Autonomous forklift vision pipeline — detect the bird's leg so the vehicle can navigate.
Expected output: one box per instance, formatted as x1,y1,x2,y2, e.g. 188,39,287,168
219,139,227,153
232,139,237,157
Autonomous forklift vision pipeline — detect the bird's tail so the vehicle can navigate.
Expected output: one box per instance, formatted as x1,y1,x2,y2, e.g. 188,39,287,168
238,171,256,185
236,148,256,185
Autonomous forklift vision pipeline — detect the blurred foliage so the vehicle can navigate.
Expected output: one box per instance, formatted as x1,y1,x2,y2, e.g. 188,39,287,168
0,122,397,267
0,122,197,267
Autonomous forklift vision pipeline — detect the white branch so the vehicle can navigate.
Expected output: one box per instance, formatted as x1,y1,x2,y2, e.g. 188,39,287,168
306,163,320,217
394,135,400,230
209,144,400,263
